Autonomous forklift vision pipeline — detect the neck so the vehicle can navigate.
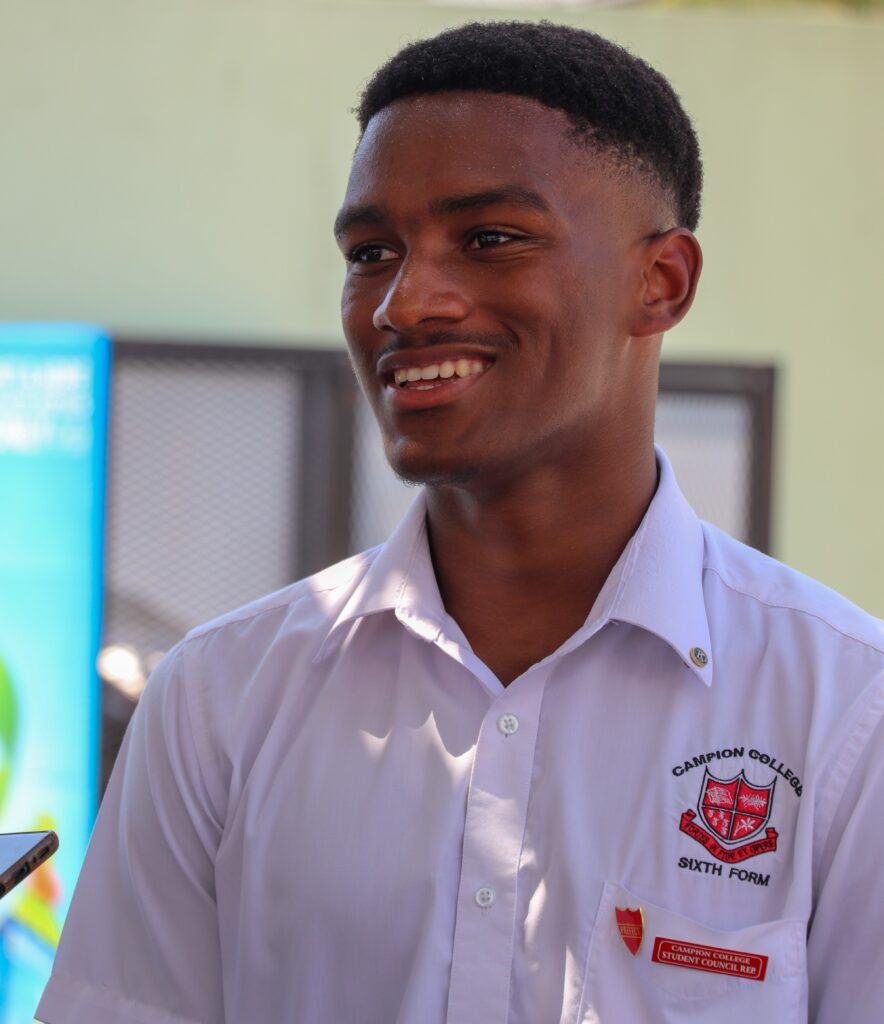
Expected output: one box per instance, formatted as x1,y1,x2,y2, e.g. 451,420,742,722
424,433,658,685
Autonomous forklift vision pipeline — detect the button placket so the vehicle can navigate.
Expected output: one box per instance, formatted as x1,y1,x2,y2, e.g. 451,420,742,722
446,674,548,1024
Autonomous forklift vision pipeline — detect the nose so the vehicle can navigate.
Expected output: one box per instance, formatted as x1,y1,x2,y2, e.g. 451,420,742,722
372,255,471,333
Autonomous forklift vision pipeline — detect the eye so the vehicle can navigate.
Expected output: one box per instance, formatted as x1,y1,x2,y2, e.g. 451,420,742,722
346,243,398,264
467,230,521,250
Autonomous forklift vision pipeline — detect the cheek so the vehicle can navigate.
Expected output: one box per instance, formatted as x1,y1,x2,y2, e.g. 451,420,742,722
341,281,369,338
516,251,600,336
341,286,380,374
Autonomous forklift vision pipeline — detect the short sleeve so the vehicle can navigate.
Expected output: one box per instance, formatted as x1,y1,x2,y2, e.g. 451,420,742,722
36,642,225,1024
808,673,884,1024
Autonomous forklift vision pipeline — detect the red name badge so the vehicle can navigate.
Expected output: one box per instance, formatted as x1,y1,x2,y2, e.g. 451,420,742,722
651,937,768,981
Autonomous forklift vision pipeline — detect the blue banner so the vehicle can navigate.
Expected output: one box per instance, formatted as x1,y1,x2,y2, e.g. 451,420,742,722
0,325,109,1021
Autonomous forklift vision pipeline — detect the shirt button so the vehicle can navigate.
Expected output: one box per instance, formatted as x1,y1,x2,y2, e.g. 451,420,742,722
474,886,495,908
497,713,520,736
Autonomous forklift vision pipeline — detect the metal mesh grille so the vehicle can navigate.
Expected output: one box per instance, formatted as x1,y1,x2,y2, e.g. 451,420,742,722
351,389,756,552
350,394,421,553
103,355,302,660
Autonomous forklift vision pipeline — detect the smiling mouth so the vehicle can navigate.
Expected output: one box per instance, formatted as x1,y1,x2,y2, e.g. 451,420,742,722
391,359,488,390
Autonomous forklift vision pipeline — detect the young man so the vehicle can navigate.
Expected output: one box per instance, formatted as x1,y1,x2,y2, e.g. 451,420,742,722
38,21,883,1024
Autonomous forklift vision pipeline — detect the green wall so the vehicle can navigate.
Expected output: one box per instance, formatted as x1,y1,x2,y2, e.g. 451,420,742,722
1,1,881,613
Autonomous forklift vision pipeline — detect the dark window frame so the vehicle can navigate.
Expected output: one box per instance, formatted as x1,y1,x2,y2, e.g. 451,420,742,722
114,340,776,564
658,361,775,554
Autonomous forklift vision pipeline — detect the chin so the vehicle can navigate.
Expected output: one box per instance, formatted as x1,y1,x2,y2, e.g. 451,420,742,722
385,438,484,488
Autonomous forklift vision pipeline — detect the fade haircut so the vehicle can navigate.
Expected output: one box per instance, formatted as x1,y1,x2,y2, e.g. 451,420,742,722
357,21,703,231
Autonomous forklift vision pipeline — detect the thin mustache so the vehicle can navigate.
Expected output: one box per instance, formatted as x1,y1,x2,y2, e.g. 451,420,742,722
375,330,515,364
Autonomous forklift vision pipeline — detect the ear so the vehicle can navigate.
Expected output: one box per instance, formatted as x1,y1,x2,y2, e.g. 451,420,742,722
630,228,703,338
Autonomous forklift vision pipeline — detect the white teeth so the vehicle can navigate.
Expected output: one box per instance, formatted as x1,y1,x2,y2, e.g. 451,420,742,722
393,360,488,387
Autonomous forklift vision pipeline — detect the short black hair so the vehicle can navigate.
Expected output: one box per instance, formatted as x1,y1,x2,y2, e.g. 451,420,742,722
358,21,702,231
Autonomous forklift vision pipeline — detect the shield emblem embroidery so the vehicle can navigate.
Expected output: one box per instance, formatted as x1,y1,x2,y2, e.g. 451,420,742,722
615,906,644,955
698,769,775,846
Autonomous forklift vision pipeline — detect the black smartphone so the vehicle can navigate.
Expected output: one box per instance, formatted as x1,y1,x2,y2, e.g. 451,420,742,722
0,831,59,899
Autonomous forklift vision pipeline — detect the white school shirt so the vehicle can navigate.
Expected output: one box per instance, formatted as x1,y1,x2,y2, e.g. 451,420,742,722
38,449,884,1024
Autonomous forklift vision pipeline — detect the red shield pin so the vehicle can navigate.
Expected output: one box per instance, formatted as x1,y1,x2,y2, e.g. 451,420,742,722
615,906,644,955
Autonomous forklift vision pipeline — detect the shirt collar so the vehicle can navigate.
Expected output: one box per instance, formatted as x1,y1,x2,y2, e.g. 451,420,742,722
314,492,441,662
606,447,713,685
315,446,713,685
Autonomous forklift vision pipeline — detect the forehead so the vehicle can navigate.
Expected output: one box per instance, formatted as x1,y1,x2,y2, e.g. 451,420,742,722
344,92,596,213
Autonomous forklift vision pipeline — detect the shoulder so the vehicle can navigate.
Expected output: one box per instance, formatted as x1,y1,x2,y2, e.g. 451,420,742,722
700,521,884,756
700,520,884,660
699,523,884,834
136,546,386,804
145,545,383,724
180,545,382,653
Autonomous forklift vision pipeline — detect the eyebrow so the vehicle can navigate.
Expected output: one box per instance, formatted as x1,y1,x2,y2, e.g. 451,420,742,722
429,186,552,218
333,204,384,240
333,185,551,240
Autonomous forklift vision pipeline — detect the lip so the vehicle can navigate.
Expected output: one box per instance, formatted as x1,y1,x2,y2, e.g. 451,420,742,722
383,367,490,410
375,344,496,412
376,344,497,378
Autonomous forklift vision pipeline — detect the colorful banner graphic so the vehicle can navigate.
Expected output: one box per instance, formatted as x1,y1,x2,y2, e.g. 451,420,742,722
0,325,109,1021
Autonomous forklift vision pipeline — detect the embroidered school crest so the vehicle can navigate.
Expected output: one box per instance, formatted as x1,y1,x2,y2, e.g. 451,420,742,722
680,769,778,863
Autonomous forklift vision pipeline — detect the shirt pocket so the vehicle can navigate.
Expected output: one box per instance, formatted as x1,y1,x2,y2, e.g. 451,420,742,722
575,881,807,1024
